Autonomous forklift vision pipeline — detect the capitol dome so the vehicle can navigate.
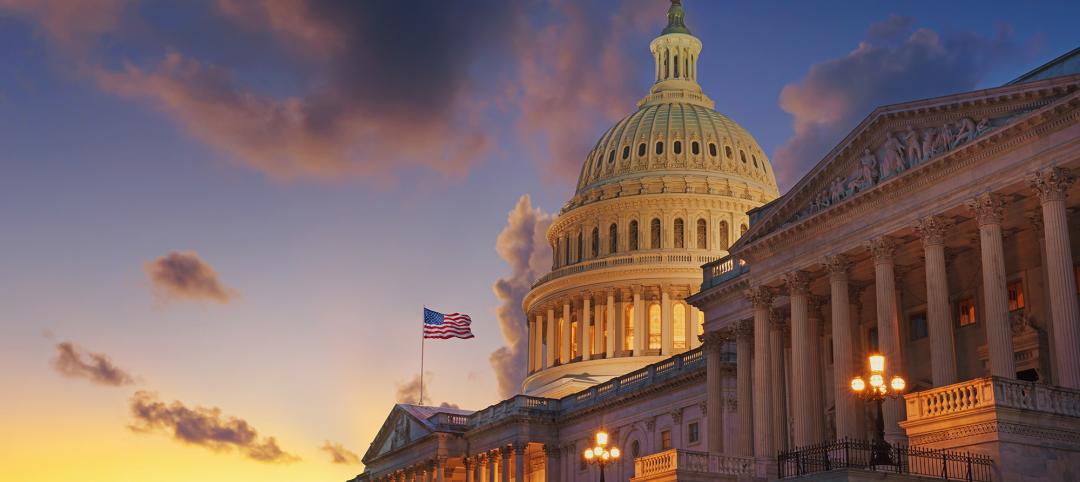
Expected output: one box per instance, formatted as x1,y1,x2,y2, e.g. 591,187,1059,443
521,0,779,398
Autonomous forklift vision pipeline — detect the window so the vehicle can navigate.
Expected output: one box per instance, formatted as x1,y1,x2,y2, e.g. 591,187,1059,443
692,141,700,155
753,155,759,168
958,298,976,327
725,146,733,159
696,219,707,249
673,141,682,154
740,150,747,163
674,303,687,349
571,319,579,359
656,141,664,155
688,422,700,444
609,223,618,254
638,143,647,157
624,304,635,351
591,228,599,258
674,218,685,248
648,304,662,350
577,232,583,262
651,218,661,249
909,312,928,341
629,220,639,251
1008,280,1025,312
718,221,729,249
709,143,717,157
608,150,615,164
661,430,672,450
622,145,630,159
631,440,640,458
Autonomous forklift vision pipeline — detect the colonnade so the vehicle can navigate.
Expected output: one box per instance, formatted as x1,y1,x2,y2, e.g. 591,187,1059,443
459,444,531,482
370,458,446,482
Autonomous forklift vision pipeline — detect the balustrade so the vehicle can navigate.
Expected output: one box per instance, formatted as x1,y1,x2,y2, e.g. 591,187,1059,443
533,253,720,288
633,449,754,478
905,376,1080,422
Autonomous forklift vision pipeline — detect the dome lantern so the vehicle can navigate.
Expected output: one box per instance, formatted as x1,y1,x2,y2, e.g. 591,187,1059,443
643,0,712,109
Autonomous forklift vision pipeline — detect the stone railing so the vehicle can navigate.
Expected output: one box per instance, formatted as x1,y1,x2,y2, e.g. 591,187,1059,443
533,253,720,288
701,254,749,290
634,449,754,479
559,347,707,413
905,376,1080,422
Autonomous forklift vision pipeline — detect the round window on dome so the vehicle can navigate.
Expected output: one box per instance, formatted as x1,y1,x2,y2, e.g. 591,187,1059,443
638,143,647,157
656,141,664,155
673,141,682,155
622,146,630,160
708,143,717,157
692,141,700,155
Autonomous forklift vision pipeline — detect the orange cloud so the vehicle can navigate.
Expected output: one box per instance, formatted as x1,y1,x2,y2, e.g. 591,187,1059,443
144,251,235,303
320,441,360,465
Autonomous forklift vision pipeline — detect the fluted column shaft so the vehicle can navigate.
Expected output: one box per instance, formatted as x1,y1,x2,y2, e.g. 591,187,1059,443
501,448,511,482
1032,168,1080,388
917,216,958,386
561,302,572,363
544,447,560,482
662,289,674,355
825,256,857,440
735,321,754,456
808,304,825,443
633,289,645,353
582,296,592,361
465,459,474,482
514,445,525,482
488,452,497,482
769,314,788,451
606,292,616,357
968,194,1015,378
704,331,724,453
867,237,905,442
746,288,774,461
545,308,556,368
785,271,812,447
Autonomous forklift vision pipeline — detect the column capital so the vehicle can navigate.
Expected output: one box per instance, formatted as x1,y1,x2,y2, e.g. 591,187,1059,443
734,319,754,340
701,330,726,349
500,445,513,457
671,407,683,425
823,254,851,279
783,270,810,295
966,192,1007,226
512,442,527,454
915,215,952,247
1030,166,1075,203
865,236,896,263
744,286,774,308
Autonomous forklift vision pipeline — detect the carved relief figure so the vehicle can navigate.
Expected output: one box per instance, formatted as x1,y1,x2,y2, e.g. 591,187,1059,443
882,133,905,178
920,127,937,162
829,176,845,203
953,117,976,148
903,125,922,166
936,122,954,153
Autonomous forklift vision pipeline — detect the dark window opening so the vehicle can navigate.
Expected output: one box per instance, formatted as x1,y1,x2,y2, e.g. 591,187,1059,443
638,143,647,157
725,146,733,159
656,141,664,155
622,146,630,159
608,150,615,163
709,143,717,157
692,141,700,155
673,141,682,155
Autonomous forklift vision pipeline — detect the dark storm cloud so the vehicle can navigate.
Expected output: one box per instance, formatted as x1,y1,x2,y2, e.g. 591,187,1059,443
773,16,1023,189
144,251,235,303
129,391,299,463
51,341,135,386
320,441,360,465
489,195,553,398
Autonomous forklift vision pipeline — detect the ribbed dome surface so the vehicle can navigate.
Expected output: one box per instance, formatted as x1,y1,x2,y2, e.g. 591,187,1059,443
575,102,778,196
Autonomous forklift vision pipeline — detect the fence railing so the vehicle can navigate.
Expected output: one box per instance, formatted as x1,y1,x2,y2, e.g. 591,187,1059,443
777,438,993,481
634,449,754,478
905,376,1080,422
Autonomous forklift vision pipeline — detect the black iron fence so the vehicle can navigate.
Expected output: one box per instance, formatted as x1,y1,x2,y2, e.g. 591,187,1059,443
777,438,993,481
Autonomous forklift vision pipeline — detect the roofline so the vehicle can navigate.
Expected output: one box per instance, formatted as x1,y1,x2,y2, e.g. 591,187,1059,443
1006,46,1080,86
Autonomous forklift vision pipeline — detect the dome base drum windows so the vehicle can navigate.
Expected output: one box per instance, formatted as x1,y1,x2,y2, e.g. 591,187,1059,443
629,220,639,251
692,141,700,155
674,218,685,248
650,218,661,249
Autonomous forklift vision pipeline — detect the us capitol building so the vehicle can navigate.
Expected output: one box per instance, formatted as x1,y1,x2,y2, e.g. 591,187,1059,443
352,2,1080,481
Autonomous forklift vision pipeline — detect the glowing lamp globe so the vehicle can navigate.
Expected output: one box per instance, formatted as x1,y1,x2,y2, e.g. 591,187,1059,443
610,448,621,459
890,376,906,391
869,354,885,373
596,431,609,446
851,377,866,392
584,448,594,460
870,374,884,388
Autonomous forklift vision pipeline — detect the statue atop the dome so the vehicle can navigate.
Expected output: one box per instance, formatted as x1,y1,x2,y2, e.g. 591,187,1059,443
662,0,691,35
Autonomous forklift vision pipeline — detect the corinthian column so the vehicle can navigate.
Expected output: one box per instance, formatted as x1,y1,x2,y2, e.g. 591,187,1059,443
744,287,774,463
784,271,812,448
581,294,592,361
808,297,826,443
545,308,556,369
865,237,905,442
967,193,1016,379
633,286,645,354
1031,167,1080,388
735,320,754,456
543,445,560,482
703,330,726,453
561,301,572,364
606,290,616,358
915,215,958,386
662,287,674,355
824,255,857,440
769,310,788,451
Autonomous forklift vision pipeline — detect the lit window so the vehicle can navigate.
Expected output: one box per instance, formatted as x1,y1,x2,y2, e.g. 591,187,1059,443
696,219,707,249
909,312,928,341
571,319,579,359
557,317,565,363
648,304,662,350
674,218,685,248
629,220,639,251
623,304,635,351
1008,280,1025,312
718,221,729,249
674,303,687,349
661,430,672,450
674,141,682,155
688,422,700,444
958,299,976,327
692,141,700,155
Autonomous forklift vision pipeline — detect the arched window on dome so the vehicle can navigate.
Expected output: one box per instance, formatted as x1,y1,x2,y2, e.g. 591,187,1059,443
629,220,639,251
696,219,707,249
623,304,635,351
725,146,733,159
650,218,661,249
608,150,615,164
576,232,583,263
674,218,685,249
638,143,647,157
673,53,679,78
718,221,729,250
648,303,661,350
609,223,618,254
564,235,571,265
622,145,630,160
673,141,682,155
740,150,747,163
655,141,664,155
692,141,700,155
591,227,599,258
673,303,687,350
752,155,759,168
740,223,748,236
709,143,717,157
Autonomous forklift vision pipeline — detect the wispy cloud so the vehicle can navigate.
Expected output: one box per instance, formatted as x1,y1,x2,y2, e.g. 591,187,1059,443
320,441,360,465
129,391,299,463
144,251,236,303
51,341,135,386
394,372,459,409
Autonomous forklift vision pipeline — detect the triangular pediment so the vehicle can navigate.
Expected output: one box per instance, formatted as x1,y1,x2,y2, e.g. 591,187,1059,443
361,405,435,464
735,73,1080,249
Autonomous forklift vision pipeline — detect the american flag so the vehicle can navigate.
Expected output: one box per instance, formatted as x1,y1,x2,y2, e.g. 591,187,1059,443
423,308,474,339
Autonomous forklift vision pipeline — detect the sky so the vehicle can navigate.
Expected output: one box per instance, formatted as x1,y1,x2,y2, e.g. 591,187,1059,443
1,1,1077,481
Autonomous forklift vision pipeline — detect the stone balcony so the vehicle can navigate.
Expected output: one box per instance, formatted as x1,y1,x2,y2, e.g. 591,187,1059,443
631,449,754,482
900,376,1080,480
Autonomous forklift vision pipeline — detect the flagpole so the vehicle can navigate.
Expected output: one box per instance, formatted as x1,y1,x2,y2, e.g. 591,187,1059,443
419,306,425,406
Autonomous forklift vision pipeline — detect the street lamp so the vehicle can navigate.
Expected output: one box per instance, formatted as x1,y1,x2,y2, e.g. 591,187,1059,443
583,430,620,482
850,353,906,465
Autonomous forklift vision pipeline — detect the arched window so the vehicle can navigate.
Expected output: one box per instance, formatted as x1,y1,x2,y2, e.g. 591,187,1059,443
638,143,647,157
629,220,639,251
577,232,583,262
650,218,661,249
564,235,571,264
740,223,748,236
648,304,662,350
740,150,747,163
674,218,685,249
725,146,733,159
692,141,700,155
696,219,707,249
623,304,635,351
718,221,729,250
655,141,664,155
609,223,618,254
697,310,705,337
608,150,615,164
622,146,630,159
591,227,599,258
631,440,641,458
674,303,687,350
709,143,718,157
673,141,682,155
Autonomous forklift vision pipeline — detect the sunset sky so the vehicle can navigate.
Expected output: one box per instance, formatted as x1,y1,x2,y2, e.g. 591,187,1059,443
2,1,1077,481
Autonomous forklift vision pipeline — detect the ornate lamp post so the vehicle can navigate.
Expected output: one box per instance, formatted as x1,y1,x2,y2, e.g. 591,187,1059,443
849,353,906,465
583,430,620,482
